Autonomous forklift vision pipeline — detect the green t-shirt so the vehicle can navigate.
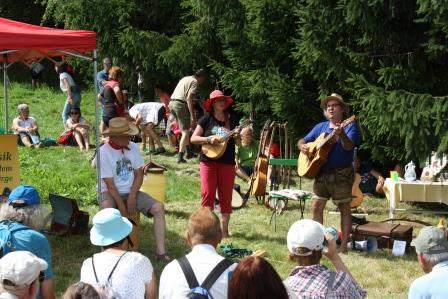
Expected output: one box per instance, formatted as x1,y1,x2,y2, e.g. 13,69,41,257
236,141,259,167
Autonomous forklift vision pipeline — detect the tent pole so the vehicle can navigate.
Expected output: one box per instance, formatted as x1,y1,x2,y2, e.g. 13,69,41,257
93,49,101,198
3,55,8,133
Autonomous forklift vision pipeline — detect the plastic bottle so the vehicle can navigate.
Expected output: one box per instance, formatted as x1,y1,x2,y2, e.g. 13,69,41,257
437,217,447,239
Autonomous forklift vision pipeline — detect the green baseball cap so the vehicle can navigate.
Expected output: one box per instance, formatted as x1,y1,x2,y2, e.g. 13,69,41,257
411,226,448,254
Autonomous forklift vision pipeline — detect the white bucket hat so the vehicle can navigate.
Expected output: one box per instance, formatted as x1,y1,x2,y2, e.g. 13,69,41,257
287,219,325,256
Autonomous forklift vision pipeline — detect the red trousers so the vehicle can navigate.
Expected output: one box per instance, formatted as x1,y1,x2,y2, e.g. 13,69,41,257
199,161,235,213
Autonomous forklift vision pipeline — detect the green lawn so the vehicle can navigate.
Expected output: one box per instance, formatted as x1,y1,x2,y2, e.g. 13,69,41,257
0,83,443,298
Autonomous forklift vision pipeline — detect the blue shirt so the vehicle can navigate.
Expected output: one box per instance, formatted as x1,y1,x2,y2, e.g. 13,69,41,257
408,260,448,299
13,227,53,299
13,228,53,279
304,121,361,171
96,70,108,93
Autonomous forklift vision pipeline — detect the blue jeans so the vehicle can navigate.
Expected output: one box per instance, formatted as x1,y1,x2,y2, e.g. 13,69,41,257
61,89,81,125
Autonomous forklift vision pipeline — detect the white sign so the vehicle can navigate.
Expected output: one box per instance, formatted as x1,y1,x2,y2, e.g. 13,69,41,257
392,240,407,256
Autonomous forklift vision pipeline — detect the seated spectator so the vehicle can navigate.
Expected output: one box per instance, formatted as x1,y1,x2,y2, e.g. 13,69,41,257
283,219,366,299
408,226,448,299
235,126,259,182
80,208,156,299
0,251,48,299
128,102,166,155
159,208,237,299
12,104,40,148
63,282,100,299
354,158,385,196
97,117,169,261
64,108,91,152
228,256,288,299
0,185,55,299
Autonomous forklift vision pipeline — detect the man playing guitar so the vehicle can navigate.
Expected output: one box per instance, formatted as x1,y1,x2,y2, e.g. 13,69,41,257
298,93,361,253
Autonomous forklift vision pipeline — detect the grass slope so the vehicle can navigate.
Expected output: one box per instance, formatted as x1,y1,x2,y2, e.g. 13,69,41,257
1,83,443,298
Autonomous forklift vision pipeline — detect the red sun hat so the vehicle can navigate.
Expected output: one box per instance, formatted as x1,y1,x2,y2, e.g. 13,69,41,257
203,90,234,112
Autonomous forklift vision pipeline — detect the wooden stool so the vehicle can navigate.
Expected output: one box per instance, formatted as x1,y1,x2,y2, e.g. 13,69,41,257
122,211,140,251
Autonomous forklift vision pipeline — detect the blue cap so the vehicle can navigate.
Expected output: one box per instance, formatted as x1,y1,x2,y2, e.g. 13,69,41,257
7,185,41,206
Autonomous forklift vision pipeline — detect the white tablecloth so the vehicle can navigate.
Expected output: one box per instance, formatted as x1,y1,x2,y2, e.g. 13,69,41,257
383,178,448,217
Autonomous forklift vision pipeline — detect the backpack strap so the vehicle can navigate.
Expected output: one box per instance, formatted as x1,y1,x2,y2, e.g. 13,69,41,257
177,256,199,289
201,258,234,290
0,220,30,232
0,220,31,257
92,251,128,284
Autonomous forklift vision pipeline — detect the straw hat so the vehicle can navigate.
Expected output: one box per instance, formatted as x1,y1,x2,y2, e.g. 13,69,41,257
203,90,233,112
102,117,139,136
320,93,346,109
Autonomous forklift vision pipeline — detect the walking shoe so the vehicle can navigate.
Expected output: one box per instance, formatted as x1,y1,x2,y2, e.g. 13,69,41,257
177,152,187,163
185,150,196,159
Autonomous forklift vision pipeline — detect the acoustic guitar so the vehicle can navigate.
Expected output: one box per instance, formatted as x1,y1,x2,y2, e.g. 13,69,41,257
250,121,275,196
351,173,364,208
202,119,252,159
297,115,357,178
351,147,364,208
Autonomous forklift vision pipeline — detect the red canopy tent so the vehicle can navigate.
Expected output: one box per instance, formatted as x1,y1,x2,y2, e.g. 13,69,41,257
0,17,103,192
0,17,96,62
0,17,98,131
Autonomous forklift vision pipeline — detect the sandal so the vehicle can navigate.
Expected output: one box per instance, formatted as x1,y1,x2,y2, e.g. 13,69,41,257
155,253,171,262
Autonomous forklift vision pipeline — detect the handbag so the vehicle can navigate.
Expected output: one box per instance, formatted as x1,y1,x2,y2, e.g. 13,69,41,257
57,130,73,145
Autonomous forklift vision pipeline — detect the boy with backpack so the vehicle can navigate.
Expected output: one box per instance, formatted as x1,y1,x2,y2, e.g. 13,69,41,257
159,208,236,299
